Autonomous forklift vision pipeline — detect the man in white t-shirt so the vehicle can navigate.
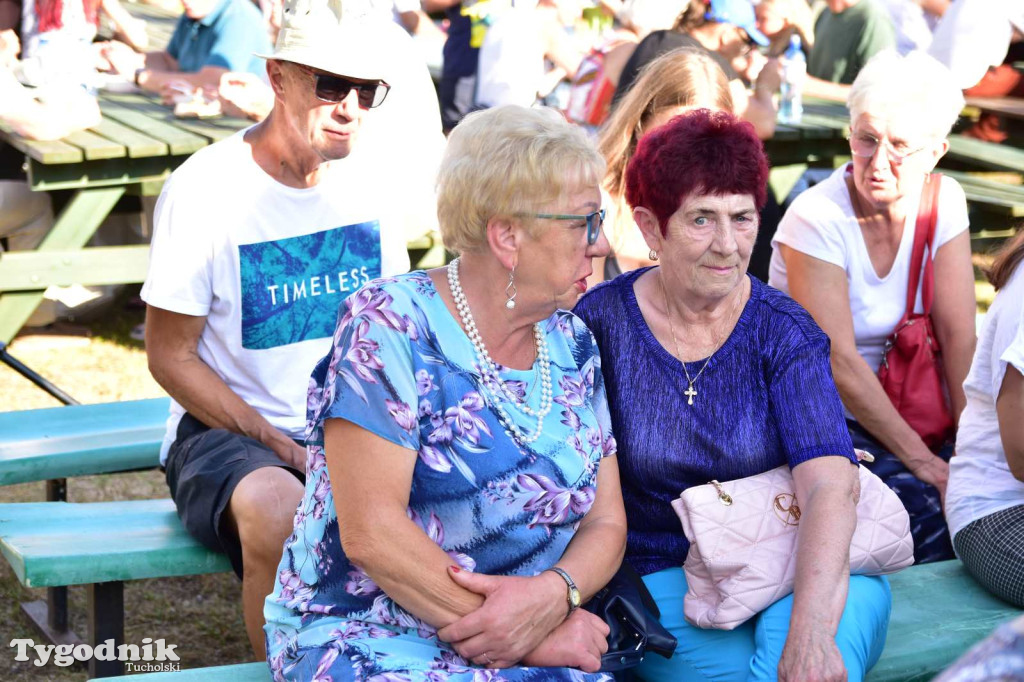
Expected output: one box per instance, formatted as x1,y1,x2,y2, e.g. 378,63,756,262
141,0,410,658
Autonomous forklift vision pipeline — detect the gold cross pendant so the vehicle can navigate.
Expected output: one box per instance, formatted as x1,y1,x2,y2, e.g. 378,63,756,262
684,383,697,406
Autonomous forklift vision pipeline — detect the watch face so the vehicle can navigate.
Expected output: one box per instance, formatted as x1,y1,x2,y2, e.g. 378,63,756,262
569,588,581,608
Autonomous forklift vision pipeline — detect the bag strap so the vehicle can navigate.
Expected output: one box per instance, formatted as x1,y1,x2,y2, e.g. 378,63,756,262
904,174,942,317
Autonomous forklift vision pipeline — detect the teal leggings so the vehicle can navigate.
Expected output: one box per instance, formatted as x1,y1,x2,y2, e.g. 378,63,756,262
635,568,891,682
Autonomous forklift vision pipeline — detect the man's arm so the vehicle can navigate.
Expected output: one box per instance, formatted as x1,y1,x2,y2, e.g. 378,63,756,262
138,64,227,94
145,305,305,468
998,365,1024,482
0,71,102,140
801,75,851,103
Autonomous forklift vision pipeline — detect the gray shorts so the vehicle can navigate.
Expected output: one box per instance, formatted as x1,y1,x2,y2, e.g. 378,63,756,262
164,413,304,578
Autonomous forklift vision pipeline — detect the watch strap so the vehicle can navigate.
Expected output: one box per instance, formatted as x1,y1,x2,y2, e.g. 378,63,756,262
545,566,580,615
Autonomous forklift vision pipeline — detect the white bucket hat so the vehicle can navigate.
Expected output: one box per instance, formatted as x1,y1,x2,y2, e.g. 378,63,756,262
257,0,390,81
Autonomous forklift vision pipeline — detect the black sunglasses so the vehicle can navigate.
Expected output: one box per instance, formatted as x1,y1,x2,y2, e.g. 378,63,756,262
297,65,391,108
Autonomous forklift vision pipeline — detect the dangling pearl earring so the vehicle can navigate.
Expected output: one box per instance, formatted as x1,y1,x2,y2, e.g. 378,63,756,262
505,267,517,310
649,249,659,261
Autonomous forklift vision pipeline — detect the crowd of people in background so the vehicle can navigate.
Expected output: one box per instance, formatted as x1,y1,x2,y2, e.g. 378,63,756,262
2,0,1024,680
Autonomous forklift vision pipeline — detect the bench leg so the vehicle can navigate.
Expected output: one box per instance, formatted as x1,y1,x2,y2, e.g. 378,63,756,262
87,581,124,678
45,478,73,635
20,478,82,648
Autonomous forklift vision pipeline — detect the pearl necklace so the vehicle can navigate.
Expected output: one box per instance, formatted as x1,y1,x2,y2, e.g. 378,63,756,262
447,258,553,444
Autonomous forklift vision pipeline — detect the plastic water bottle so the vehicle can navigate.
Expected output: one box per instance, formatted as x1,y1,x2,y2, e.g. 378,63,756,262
778,36,805,124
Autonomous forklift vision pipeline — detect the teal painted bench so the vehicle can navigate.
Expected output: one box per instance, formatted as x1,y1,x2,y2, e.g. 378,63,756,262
92,561,1020,681
0,498,230,677
866,561,1021,682
94,662,270,681
0,396,171,656
0,397,169,486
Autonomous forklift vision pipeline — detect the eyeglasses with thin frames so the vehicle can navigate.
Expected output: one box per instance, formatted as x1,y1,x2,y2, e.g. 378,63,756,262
295,64,391,109
518,209,606,245
847,129,931,166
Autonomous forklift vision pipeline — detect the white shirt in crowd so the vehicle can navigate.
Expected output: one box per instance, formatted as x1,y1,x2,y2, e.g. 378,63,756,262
345,0,420,29
946,265,1024,541
768,165,969,419
475,3,546,108
878,0,937,54
141,131,410,464
358,18,445,242
928,0,1024,90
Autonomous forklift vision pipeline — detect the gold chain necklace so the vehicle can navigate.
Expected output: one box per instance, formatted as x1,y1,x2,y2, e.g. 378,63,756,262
659,272,737,406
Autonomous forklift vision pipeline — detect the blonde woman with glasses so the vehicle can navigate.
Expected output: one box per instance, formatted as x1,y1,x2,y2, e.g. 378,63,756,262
769,49,977,564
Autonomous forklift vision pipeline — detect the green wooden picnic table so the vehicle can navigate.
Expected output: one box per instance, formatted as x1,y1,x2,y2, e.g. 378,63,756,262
0,91,251,348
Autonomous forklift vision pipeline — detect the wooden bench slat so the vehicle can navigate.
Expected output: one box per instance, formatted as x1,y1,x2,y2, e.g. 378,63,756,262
93,662,271,681
865,561,1022,682
88,561,1021,681
0,398,169,485
90,117,169,157
0,499,231,587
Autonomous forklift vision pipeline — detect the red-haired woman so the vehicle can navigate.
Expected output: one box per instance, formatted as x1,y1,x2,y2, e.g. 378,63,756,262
574,109,891,681
945,228,1024,608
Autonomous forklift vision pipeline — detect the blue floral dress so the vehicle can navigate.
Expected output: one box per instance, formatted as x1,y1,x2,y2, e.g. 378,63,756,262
264,271,617,682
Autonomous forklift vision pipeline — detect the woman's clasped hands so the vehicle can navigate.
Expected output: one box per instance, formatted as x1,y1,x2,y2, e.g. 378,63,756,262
437,566,610,672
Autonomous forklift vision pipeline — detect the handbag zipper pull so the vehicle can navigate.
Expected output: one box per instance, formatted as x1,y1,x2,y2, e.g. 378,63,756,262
710,480,733,506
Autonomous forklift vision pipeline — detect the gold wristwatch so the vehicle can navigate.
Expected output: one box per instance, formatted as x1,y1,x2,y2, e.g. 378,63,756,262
545,566,581,616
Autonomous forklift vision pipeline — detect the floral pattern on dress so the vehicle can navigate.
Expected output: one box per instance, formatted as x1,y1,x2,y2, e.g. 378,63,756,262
265,271,616,681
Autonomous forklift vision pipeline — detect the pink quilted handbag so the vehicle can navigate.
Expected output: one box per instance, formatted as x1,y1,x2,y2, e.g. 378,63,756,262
670,451,914,630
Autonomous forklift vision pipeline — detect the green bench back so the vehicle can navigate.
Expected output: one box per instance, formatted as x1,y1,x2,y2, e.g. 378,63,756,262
0,398,170,485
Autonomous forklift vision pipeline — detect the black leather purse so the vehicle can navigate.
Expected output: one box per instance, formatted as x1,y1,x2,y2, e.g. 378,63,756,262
584,562,678,673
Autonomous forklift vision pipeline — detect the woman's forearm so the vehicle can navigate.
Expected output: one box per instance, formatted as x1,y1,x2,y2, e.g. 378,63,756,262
789,484,856,635
833,349,934,464
553,516,626,603
340,512,484,629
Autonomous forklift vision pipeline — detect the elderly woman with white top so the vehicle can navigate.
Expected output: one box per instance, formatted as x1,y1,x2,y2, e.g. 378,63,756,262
945,230,1024,608
769,50,977,564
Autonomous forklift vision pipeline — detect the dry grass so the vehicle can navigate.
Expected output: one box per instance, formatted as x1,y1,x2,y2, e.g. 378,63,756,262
0,303,254,679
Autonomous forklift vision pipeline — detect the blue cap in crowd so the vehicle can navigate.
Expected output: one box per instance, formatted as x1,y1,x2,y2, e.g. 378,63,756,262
706,0,770,47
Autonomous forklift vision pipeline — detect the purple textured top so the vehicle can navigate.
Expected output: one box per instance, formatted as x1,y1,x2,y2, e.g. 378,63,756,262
573,268,856,576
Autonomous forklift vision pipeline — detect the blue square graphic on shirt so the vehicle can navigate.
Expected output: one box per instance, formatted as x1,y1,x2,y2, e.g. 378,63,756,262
238,221,381,350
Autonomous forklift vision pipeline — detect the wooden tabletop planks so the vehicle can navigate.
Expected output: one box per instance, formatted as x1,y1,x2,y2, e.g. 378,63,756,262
948,134,1024,174
965,97,1024,121
88,117,168,157
104,92,248,143
0,122,83,163
62,129,126,160
97,99,208,155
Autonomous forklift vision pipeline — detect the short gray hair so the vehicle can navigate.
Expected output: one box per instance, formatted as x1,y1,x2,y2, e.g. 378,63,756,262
847,50,964,140
437,105,605,255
